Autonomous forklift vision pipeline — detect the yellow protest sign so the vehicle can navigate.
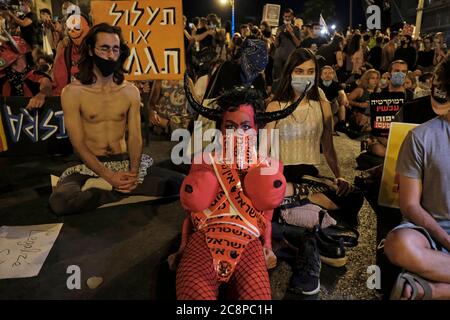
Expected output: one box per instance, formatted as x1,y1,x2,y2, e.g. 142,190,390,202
378,122,418,208
91,0,185,80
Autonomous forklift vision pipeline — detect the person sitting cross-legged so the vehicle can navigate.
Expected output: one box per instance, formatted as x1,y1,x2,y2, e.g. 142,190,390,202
384,55,450,300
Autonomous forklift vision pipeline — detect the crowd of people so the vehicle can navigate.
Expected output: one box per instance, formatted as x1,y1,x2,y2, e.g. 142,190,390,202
0,1,449,301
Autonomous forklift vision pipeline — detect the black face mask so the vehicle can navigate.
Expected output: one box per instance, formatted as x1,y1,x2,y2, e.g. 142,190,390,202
93,54,119,77
431,84,449,104
38,64,50,73
263,30,272,38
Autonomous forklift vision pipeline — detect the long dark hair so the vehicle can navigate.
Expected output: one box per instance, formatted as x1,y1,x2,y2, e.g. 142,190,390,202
76,23,130,85
214,86,265,129
273,48,321,103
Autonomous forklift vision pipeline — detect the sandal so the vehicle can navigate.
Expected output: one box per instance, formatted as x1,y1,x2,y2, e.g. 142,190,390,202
390,271,433,300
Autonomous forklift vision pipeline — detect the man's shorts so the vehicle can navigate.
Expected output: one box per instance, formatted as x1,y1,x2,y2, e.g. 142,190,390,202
391,221,450,254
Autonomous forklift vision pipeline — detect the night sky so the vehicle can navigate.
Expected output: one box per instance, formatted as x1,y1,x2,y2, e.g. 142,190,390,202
182,0,366,31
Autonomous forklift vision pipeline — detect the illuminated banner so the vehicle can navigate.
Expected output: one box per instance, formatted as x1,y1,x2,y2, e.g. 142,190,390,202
0,97,68,156
91,0,185,81
369,92,405,137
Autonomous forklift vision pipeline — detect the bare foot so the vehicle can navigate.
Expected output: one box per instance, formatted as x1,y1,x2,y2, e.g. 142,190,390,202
264,247,277,270
167,251,182,271
401,280,433,300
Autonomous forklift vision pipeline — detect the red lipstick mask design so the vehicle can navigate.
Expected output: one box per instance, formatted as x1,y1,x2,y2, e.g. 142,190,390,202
222,128,258,171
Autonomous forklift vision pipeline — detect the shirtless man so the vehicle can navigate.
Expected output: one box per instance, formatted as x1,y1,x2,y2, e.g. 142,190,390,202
49,23,183,216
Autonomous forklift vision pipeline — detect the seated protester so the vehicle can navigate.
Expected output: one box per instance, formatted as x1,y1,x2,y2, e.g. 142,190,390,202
148,80,195,135
49,23,183,216
364,61,414,157
379,72,391,90
266,48,364,295
0,35,52,110
382,60,414,102
319,65,349,132
347,69,380,135
173,85,298,300
404,71,417,92
384,56,450,300
433,32,447,66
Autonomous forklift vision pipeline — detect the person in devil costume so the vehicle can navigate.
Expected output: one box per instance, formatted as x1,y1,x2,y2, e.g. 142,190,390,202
170,75,305,300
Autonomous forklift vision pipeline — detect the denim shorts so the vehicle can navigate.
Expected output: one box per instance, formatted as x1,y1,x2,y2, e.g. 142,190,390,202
391,221,450,254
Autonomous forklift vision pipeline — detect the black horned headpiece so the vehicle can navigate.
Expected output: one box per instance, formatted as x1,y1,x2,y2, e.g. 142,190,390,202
184,73,306,124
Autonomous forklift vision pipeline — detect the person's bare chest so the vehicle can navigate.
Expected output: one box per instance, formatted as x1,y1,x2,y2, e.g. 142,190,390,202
79,89,130,123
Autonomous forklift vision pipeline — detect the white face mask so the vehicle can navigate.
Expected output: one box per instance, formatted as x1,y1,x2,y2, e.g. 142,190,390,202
380,78,388,87
322,80,332,87
291,75,315,94
284,19,291,25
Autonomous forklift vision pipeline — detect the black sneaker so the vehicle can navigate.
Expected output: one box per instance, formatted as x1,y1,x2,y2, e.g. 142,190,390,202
287,233,321,295
284,227,347,269
315,227,347,268
335,121,348,134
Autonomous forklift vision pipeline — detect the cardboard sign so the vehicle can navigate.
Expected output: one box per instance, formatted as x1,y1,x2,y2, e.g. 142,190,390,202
0,97,69,156
370,92,405,137
378,122,418,208
91,0,185,81
263,4,281,27
0,223,63,279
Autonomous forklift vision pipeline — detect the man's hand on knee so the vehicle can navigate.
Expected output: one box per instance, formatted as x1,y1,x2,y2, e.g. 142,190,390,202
107,171,138,193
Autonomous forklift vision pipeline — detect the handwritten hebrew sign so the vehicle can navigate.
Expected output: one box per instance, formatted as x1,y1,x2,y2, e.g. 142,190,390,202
0,97,69,156
91,0,185,81
0,223,63,279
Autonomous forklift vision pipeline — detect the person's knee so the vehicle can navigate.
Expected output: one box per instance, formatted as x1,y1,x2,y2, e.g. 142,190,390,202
384,229,427,268
49,191,74,216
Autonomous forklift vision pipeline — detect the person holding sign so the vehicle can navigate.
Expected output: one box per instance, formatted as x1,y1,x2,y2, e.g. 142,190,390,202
49,23,183,216
384,55,450,300
364,60,413,157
